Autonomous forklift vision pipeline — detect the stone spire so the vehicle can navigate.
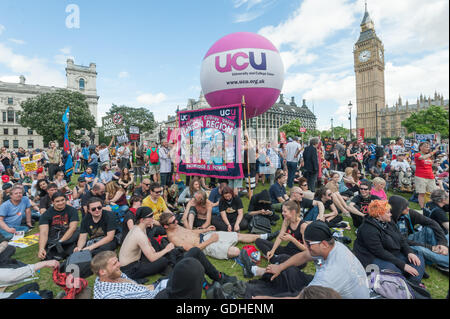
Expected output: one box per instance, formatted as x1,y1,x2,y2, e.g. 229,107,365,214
360,1,375,31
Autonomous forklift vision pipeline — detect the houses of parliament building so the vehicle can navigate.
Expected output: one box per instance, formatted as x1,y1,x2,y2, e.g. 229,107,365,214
354,5,448,140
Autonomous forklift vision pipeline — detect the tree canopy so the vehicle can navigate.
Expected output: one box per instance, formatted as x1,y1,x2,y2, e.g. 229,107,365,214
18,89,96,146
106,104,156,134
402,105,449,138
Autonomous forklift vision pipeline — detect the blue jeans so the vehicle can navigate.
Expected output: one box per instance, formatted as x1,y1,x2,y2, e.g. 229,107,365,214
409,227,449,268
372,251,425,284
287,161,297,188
303,206,319,221
0,226,29,241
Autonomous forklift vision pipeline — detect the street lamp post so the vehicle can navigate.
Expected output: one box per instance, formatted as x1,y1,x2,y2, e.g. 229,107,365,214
331,118,334,139
348,101,353,141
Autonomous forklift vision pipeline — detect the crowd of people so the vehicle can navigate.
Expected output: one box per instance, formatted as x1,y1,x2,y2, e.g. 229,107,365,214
0,133,448,299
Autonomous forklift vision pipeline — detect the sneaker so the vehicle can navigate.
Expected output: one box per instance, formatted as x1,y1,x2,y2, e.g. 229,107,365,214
433,264,449,274
218,273,237,285
205,281,226,299
266,230,280,241
239,249,254,278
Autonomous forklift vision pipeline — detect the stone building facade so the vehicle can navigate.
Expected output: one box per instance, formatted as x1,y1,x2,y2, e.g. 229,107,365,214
0,59,98,150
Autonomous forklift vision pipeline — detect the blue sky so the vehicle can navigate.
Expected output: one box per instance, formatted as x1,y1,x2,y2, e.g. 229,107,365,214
0,0,448,130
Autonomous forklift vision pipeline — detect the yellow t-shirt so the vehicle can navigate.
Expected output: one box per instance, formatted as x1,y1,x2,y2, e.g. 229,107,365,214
142,196,168,221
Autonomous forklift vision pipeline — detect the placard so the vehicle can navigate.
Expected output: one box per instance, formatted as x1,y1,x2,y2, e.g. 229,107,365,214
102,113,126,137
23,161,38,173
177,104,243,179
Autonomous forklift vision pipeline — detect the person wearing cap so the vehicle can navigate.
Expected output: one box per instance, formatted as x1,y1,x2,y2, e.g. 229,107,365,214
353,200,425,284
72,176,90,210
250,220,370,299
119,206,174,280
0,183,12,204
74,197,118,257
286,137,302,189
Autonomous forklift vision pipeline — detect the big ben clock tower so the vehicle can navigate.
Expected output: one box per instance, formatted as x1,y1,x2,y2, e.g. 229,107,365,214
354,3,385,140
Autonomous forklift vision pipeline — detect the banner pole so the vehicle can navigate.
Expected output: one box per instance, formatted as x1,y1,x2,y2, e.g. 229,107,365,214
173,110,179,185
242,96,252,199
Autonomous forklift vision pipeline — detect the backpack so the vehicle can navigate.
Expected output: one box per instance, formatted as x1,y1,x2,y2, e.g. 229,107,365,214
249,215,272,234
61,250,93,279
242,245,261,264
149,149,159,164
368,269,415,299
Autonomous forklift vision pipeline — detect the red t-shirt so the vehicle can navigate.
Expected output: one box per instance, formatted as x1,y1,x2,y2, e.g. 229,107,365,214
414,153,434,179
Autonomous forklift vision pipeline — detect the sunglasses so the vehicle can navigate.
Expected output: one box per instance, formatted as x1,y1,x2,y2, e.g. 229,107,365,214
305,240,321,247
168,218,177,225
359,187,369,191
143,183,150,186
90,206,103,211
301,184,307,187
152,190,163,194
326,193,332,196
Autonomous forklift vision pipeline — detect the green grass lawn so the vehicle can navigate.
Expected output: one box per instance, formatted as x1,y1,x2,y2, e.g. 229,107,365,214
5,176,449,299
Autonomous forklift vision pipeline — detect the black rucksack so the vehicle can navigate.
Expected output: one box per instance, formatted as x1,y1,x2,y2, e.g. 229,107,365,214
249,215,272,234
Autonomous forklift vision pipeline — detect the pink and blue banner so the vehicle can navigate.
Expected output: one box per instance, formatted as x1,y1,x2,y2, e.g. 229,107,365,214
177,104,243,179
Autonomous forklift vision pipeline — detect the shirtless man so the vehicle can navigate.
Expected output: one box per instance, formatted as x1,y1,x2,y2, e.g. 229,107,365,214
181,190,212,230
160,212,279,260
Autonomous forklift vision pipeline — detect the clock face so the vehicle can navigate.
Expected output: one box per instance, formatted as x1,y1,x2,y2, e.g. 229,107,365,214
359,50,371,62
378,49,383,60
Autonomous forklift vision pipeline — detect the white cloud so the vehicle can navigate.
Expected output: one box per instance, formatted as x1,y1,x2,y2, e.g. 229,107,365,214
136,92,167,105
232,0,276,23
0,43,65,87
54,47,74,65
118,71,129,79
0,75,19,82
8,38,25,45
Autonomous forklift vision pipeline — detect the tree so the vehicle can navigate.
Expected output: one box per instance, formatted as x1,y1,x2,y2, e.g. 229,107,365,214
320,126,350,139
106,104,156,135
18,89,96,146
402,105,449,138
279,119,302,140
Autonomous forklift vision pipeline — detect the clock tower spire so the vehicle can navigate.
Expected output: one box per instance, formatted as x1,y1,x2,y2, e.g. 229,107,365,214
354,2,385,140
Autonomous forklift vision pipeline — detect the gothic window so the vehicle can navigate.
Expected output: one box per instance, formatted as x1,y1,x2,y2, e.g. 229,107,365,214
13,140,19,149
79,78,85,90
13,128,18,135
27,140,34,149
2,112,5,122
3,140,9,148
8,97,13,105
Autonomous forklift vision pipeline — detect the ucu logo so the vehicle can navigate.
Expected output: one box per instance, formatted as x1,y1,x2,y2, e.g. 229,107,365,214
215,52,267,73
220,109,236,117
180,115,190,121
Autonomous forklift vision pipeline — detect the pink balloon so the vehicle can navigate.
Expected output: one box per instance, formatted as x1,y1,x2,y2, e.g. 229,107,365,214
200,32,284,119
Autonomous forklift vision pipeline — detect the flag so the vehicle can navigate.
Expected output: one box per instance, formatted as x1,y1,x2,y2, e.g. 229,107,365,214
62,106,73,177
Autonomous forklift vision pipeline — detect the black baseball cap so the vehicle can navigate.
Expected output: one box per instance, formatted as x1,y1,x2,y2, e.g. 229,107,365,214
304,221,333,242
136,206,153,220
78,176,86,182
2,183,12,191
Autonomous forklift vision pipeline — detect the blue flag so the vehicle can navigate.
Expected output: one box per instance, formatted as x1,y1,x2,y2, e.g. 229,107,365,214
62,106,73,177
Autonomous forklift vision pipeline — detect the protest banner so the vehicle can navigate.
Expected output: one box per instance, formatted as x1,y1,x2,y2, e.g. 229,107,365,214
415,133,435,142
102,113,126,137
357,128,365,143
177,104,243,179
117,133,129,144
9,233,40,248
23,161,38,173
32,153,42,161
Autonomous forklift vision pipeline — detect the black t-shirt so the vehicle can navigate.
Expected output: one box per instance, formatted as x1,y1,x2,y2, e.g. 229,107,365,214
39,205,79,241
324,199,334,211
351,194,380,215
133,187,150,199
219,197,244,214
121,208,137,240
424,202,449,235
80,211,117,239
39,194,52,210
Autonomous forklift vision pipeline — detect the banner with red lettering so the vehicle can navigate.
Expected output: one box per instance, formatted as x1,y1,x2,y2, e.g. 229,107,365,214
177,104,243,179
357,128,365,144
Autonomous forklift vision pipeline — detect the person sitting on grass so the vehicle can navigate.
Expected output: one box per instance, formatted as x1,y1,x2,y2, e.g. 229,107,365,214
80,167,96,187
0,185,33,241
370,177,387,201
389,195,449,272
353,200,425,285
298,177,315,200
245,189,280,226
160,212,278,260
289,186,325,222
244,221,370,299
74,197,118,257
313,187,347,228
38,192,79,260
121,195,143,242
255,200,307,265
424,189,449,236
182,190,212,230
142,182,172,226
269,171,290,212
208,181,228,216
346,180,380,229
324,172,353,215
39,182,59,215
212,186,248,232
92,250,169,299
